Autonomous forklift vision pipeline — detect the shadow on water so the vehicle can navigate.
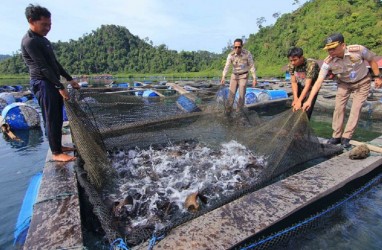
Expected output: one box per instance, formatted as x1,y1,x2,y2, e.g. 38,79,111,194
2,127,44,150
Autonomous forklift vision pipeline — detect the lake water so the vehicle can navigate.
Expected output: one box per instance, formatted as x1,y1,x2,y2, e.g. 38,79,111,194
0,81,381,249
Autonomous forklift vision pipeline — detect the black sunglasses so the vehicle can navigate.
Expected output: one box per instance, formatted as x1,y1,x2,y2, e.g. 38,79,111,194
234,46,242,49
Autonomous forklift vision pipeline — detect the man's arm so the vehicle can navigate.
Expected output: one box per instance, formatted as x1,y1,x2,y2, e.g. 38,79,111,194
293,78,312,111
23,38,64,89
369,59,382,88
302,76,324,111
294,61,318,110
221,54,232,84
302,63,329,111
56,59,73,81
248,53,257,86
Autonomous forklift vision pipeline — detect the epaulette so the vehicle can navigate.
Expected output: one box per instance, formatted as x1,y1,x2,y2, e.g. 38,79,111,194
323,55,332,64
348,45,361,52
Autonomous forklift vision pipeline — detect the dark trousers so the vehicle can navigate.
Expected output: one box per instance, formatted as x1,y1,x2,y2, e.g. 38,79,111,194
298,84,317,120
30,79,63,154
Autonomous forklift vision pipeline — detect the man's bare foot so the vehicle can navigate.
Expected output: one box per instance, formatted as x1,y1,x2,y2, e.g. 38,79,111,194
62,146,76,152
52,153,76,162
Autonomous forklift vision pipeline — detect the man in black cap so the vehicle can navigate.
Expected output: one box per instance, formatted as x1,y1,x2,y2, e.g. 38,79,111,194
302,33,382,148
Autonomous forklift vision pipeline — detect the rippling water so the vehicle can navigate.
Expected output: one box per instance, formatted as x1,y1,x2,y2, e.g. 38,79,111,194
0,125,48,249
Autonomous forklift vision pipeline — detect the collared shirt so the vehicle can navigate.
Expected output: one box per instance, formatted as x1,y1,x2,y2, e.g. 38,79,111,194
222,49,256,79
319,45,376,83
288,58,320,87
21,29,72,89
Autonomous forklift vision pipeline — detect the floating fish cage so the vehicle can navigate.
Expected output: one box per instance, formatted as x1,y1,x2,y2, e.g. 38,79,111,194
64,86,342,247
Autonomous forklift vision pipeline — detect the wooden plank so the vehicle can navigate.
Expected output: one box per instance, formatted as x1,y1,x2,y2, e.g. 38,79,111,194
104,88,165,97
24,133,83,250
138,136,382,250
350,139,382,153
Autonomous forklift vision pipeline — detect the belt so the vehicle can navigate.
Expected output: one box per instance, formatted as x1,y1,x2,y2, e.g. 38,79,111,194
233,71,248,76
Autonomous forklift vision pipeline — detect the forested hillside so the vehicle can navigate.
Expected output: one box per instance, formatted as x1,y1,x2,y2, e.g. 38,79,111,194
246,0,382,75
0,25,221,75
1,0,381,76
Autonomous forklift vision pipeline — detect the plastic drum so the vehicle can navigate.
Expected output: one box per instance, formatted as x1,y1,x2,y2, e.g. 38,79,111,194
266,89,288,100
142,90,159,97
244,92,258,105
1,103,40,130
0,92,16,111
246,88,271,103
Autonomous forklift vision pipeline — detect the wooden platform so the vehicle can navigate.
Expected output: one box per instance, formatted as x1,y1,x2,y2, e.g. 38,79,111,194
137,136,382,250
23,133,83,250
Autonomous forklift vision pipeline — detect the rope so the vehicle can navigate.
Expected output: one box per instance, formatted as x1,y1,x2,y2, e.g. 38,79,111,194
148,234,165,250
35,192,76,205
110,238,129,250
240,171,382,250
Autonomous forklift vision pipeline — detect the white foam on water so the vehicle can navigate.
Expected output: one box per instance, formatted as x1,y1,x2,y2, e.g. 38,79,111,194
107,140,266,234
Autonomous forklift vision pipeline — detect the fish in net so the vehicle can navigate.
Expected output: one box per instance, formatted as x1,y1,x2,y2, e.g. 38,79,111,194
64,85,342,246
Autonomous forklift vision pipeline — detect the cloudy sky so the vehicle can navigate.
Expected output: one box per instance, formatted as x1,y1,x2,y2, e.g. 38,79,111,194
0,0,308,55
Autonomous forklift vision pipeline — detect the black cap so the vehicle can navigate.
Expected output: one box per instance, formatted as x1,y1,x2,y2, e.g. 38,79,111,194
323,33,344,50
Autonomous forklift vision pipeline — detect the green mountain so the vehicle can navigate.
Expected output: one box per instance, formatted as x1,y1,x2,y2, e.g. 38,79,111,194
245,0,382,76
1,0,381,77
0,25,221,75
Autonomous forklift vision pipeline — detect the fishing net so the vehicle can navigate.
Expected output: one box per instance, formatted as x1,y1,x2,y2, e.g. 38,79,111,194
64,83,342,246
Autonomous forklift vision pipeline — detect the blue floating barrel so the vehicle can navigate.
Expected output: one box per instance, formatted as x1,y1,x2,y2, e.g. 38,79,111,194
15,96,29,103
245,92,258,104
216,87,230,104
142,90,159,97
118,82,129,88
2,85,16,92
12,85,23,92
134,82,143,87
177,95,200,112
14,172,42,246
246,88,271,103
134,90,144,96
0,92,16,111
1,103,40,130
79,81,89,88
266,89,288,100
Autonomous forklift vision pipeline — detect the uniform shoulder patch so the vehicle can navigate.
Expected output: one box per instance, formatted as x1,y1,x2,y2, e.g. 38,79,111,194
323,55,332,64
348,45,361,52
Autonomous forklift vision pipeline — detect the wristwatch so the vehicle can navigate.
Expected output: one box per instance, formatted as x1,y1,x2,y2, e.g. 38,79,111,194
372,72,382,79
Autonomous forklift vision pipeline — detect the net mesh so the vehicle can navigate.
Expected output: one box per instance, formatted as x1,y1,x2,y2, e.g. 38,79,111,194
64,84,341,246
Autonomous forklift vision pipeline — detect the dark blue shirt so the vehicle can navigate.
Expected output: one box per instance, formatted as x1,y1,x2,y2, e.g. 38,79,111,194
21,29,72,89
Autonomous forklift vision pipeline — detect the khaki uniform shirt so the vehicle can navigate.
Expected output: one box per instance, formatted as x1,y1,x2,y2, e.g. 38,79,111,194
319,45,376,83
222,49,256,79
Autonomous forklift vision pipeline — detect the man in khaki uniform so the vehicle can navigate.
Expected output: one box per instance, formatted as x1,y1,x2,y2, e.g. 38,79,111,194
302,33,382,148
221,38,257,112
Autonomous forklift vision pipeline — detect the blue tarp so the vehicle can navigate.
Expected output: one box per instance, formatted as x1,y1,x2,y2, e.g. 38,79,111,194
14,171,43,245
